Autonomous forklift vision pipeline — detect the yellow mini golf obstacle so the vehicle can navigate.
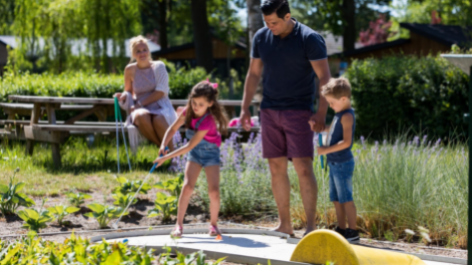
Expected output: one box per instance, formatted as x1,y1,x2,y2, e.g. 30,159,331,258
290,229,426,265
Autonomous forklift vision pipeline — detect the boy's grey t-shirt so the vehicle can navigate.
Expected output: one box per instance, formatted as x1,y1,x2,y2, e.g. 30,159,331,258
251,18,327,111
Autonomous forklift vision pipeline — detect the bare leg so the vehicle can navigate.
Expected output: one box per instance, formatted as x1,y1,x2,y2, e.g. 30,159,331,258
292,157,318,233
133,112,160,145
176,161,202,227
268,157,293,235
152,115,174,151
343,201,357,230
204,165,220,226
333,201,347,229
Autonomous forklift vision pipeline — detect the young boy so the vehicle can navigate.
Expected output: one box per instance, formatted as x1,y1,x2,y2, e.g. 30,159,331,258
317,77,359,243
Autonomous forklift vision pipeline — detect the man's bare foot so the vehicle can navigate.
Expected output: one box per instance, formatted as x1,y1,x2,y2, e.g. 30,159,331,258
271,225,294,237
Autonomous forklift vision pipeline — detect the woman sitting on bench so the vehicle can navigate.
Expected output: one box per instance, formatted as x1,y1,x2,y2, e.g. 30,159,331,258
114,35,176,151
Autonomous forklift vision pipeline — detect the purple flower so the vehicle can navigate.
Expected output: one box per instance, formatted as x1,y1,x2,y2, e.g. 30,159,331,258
413,136,419,146
422,135,428,145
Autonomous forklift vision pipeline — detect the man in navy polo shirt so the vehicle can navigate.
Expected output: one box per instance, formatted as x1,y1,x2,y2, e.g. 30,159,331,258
240,0,331,236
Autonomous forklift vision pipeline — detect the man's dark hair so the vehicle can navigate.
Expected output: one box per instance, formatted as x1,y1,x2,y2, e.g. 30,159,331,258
261,0,290,18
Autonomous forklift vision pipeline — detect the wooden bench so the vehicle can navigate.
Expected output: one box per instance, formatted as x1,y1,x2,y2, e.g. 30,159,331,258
0,103,95,119
2,96,261,168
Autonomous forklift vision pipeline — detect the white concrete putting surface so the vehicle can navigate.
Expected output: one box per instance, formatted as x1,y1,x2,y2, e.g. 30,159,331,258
93,229,464,265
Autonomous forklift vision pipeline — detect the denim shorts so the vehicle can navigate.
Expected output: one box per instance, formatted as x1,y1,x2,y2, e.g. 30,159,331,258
186,130,220,168
328,159,355,203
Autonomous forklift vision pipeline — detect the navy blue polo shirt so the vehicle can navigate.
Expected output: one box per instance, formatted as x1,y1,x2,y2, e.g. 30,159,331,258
251,19,327,111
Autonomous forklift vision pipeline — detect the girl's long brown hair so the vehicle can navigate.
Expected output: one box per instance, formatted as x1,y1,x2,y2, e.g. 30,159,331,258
185,81,228,135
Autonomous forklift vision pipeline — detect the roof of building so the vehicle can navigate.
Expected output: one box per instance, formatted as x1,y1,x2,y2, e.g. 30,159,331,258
400,23,472,47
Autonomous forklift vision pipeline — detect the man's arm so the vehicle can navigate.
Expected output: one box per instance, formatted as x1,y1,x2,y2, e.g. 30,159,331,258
240,58,264,131
309,59,331,132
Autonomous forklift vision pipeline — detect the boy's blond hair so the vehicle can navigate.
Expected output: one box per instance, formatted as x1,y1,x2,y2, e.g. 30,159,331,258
321,77,352,99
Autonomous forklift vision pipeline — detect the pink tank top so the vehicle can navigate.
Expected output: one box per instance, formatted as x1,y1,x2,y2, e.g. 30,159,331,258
182,108,221,147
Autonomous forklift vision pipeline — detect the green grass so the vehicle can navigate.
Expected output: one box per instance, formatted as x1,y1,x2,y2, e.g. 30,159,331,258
0,137,175,197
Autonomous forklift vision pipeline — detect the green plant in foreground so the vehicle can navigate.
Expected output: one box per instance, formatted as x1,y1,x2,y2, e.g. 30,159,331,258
84,203,127,228
66,191,92,207
17,199,53,232
148,193,177,222
113,176,152,195
0,231,155,264
154,174,184,197
47,205,80,225
0,168,35,216
159,247,226,265
112,192,138,209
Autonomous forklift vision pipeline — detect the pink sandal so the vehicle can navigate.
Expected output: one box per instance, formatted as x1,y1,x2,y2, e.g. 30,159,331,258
171,225,183,239
209,225,221,237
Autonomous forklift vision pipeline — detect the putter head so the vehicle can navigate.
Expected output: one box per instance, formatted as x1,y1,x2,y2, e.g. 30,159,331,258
112,223,118,229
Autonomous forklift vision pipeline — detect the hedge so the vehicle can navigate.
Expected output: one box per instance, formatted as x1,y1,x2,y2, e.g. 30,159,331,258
346,55,469,140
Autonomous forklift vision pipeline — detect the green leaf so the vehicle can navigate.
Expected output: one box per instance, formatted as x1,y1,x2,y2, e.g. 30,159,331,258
0,184,8,193
17,210,29,221
116,177,128,184
15,182,25,192
66,206,80,214
88,203,105,213
24,209,40,220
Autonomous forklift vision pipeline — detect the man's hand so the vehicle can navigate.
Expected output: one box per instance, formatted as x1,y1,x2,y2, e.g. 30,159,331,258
309,112,326,132
239,108,252,132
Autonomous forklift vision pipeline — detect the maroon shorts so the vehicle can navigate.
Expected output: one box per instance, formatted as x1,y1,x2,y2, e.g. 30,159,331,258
261,109,314,160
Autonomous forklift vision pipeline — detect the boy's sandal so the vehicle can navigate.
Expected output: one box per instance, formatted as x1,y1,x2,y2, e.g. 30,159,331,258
171,225,183,239
209,225,221,237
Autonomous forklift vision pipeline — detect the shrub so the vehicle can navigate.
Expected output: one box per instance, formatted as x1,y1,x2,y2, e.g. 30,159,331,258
112,192,138,209
0,168,35,216
66,192,92,207
154,174,184,198
346,55,469,140
17,199,52,232
148,192,177,222
84,203,126,228
0,231,156,264
113,176,152,195
47,205,80,225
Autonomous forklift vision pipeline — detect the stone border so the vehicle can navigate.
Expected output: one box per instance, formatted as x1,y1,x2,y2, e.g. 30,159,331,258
92,229,467,265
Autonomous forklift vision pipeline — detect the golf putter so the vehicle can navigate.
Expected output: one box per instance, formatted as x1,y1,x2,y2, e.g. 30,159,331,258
318,133,324,169
114,97,132,172
112,146,169,229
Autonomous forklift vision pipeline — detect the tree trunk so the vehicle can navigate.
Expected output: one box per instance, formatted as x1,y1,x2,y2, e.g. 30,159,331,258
247,0,264,50
190,0,213,72
342,0,356,51
157,0,168,49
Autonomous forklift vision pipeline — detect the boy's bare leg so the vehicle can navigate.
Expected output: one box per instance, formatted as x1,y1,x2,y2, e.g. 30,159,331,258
268,157,293,235
292,157,318,234
333,201,346,229
343,201,357,230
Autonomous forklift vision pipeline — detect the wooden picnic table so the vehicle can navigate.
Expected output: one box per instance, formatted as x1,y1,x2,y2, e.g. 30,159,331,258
3,95,260,168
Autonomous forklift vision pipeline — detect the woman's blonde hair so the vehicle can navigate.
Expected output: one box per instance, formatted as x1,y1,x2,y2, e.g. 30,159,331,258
129,35,152,64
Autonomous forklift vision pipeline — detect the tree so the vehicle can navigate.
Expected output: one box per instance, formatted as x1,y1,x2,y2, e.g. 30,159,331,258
190,0,213,72
292,0,391,51
9,0,141,73
247,0,264,50
391,0,472,26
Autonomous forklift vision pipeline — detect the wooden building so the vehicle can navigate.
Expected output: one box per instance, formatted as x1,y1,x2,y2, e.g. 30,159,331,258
152,38,248,77
331,23,472,62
